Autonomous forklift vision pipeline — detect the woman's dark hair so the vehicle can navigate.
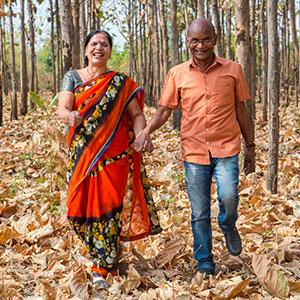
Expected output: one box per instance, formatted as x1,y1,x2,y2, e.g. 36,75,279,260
84,30,113,66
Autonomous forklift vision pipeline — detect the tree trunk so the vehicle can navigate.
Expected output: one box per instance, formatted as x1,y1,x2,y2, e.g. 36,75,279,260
1,19,7,96
288,0,298,106
226,6,232,59
212,0,223,57
152,0,160,102
145,2,153,106
55,0,62,81
72,0,80,69
266,0,279,194
50,0,57,94
261,0,268,121
184,0,190,60
60,0,73,74
127,0,134,77
197,0,205,17
9,3,17,120
159,0,169,82
141,2,147,89
0,23,2,126
27,0,36,109
80,0,87,66
282,4,289,107
20,0,28,115
250,0,256,119
235,0,254,135
170,0,181,129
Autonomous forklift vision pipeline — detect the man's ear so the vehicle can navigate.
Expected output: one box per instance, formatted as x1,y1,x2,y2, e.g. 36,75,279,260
185,36,189,46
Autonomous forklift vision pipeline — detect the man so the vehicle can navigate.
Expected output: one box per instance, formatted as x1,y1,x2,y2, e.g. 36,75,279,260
134,18,255,275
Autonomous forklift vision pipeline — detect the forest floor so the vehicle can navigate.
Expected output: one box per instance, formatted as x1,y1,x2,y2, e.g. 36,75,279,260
0,92,300,299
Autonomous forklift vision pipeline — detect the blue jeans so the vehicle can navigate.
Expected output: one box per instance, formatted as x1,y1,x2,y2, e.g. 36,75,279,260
184,154,239,271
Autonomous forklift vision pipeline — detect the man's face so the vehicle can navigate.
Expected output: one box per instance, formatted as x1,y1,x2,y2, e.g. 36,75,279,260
186,25,216,63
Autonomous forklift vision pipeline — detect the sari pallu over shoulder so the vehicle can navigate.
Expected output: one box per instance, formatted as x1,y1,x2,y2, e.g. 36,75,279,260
66,71,161,241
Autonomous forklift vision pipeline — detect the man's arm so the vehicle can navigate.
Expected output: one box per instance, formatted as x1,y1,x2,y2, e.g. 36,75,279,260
236,101,255,174
133,105,172,152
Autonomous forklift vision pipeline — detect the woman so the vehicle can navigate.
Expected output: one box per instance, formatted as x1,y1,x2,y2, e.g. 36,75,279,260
58,30,161,288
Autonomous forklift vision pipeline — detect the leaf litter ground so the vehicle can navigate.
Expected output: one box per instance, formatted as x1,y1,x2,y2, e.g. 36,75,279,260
0,93,300,299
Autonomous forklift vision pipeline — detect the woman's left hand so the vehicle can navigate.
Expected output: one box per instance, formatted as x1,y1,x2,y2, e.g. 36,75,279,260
133,129,154,153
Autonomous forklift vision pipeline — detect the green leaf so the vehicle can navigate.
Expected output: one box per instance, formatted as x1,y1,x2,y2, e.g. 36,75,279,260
28,91,46,109
50,93,59,107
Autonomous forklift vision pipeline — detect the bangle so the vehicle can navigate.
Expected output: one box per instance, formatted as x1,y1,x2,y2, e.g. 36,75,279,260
246,143,255,149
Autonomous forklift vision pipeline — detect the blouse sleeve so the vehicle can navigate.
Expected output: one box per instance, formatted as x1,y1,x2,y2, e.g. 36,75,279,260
60,71,76,92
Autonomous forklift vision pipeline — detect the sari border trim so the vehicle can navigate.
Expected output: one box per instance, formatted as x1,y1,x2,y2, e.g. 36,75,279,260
86,85,143,175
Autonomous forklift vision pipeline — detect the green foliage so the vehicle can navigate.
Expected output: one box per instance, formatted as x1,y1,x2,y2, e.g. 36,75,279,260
28,91,46,109
37,39,53,89
50,93,59,107
108,46,129,73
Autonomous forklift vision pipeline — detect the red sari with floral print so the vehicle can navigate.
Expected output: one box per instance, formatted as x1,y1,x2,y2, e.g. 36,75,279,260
66,71,161,276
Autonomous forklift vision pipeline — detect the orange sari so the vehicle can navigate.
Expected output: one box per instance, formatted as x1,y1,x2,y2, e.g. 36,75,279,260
66,71,161,275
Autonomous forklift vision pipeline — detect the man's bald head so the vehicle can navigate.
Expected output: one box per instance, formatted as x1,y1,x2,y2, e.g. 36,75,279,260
187,18,216,37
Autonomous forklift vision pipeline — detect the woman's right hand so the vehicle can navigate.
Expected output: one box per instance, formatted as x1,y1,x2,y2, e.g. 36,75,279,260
68,111,82,127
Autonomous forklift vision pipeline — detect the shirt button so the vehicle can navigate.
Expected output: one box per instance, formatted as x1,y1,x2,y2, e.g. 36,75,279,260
205,87,208,90
206,141,209,144
205,128,208,131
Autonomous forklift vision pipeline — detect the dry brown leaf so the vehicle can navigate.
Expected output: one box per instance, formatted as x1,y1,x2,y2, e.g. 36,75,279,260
0,204,18,218
39,280,57,300
252,253,289,299
289,281,300,295
0,226,20,245
69,264,90,300
220,277,251,299
154,239,185,268
122,265,141,294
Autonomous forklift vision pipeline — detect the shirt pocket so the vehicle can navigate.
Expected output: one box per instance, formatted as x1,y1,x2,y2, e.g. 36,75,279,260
214,76,235,104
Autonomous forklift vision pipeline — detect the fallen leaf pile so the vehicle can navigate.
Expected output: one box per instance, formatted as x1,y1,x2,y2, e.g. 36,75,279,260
0,92,299,299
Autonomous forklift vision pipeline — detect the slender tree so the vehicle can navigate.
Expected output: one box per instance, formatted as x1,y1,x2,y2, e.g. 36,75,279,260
28,0,37,108
72,0,80,69
60,0,73,74
0,21,2,126
288,0,298,105
9,2,17,120
170,0,181,129
152,0,160,102
55,0,62,80
212,0,223,57
80,0,87,66
267,0,279,193
250,0,256,118
198,0,205,17
160,0,169,81
235,0,255,158
49,0,57,94
20,0,28,115
261,0,268,120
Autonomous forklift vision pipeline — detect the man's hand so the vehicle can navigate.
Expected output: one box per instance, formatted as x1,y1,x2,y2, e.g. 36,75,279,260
244,147,255,175
133,129,154,153
68,111,82,127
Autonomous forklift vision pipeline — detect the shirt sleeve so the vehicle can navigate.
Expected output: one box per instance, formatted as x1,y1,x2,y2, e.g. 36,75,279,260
158,69,180,109
60,71,76,92
235,64,251,102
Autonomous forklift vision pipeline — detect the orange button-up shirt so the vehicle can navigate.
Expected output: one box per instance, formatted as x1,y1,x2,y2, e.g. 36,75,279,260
158,56,250,164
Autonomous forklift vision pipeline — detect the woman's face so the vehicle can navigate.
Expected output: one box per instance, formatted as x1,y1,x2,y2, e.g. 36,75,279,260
85,32,112,66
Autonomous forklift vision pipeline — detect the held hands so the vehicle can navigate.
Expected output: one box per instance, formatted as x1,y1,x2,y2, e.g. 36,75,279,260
133,129,154,153
68,111,82,127
244,146,255,175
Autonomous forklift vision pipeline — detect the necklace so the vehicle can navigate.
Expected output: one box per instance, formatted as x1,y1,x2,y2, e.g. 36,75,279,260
86,67,107,78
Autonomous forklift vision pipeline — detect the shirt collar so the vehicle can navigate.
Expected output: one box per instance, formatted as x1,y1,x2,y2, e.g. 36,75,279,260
189,54,224,71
